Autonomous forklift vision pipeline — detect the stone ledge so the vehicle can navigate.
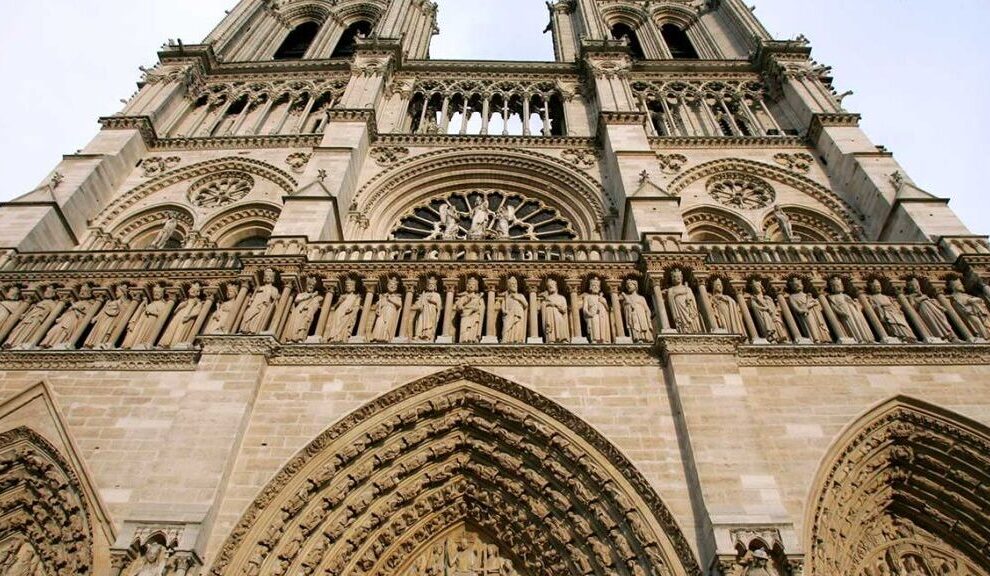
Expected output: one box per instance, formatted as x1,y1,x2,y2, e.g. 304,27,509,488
0,350,200,371
737,343,990,366
269,343,659,366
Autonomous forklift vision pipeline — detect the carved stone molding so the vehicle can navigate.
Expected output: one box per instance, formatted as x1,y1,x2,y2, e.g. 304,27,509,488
0,350,201,371
369,146,410,167
209,366,703,576
737,343,990,366
269,343,658,366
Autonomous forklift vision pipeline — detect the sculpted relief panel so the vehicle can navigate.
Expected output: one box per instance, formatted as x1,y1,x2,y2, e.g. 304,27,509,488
399,525,524,576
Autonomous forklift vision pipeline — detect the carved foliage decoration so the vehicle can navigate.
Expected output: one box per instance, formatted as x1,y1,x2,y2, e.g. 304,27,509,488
561,149,598,169
188,172,255,209
707,173,776,210
0,427,94,576
772,153,814,174
369,147,410,167
210,367,702,576
807,397,990,576
141,157,182,178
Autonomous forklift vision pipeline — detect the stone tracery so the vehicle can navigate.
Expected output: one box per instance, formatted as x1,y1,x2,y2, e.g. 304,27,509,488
209,367,702,576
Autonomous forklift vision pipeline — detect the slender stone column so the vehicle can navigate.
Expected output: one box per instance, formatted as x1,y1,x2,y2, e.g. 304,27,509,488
313,280,336,343
818,293,846,344
937,293,974,342
897,292,937,343
526,277,543,344
437,278,457,344
606,280,630,344
396,278,417,343
565,278,586,344
736,291,762,344
696,283,717,334
858,292,896,344
355,280,377,343
482,277,499,344
649,275,674,334
777,293,805,344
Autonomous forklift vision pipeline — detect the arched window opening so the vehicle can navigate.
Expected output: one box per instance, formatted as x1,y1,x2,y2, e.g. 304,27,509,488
274,21,321,60
611,23,645,60
332,20,373,58
235,235,271,249
661,24,699,59
548,94,567,136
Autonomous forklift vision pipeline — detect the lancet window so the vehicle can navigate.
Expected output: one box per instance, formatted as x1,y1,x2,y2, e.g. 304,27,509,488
405,79,568,137
611,23,646,60
332,20,373,58
167,78,348,138
659,24,699,59
274,21,321,60
632,79,785,138
391,190,578,241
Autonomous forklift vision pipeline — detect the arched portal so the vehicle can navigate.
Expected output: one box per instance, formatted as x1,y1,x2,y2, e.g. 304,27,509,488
806,396,990,576
210,367,702,576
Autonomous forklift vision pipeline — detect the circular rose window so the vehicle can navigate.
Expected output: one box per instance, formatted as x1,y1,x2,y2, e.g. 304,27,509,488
188,172,255,209
706,173,776,210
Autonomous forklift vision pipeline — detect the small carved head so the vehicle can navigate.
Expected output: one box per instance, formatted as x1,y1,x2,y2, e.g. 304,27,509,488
949,277,966,293
344,278,358,293
466,277,479,293
151,284,166,300
589,277,601,294
506,276,519,293
426,276,438,291
670,268,684,285
788,277,804,293
625,278,639,294
829,277,845,294
906,277,921,294
546,278,558,293
225,282,239,299
712,278,724,294
41,285,57,299
749,279,765,295
386,277,400,293
3,285,21,300
78,284,93,299
869,278,883,294
188,282,202,298
262,268,276,284
306,276,319,292
116,284,130,299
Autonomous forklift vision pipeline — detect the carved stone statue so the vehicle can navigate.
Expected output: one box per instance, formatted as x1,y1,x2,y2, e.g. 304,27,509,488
541,278,570,343
126,284,171,349
621,279,654,343
40,284,97,349
160,282,207,347
149,216,179,249
904,278,957,341
371,277,403,343
284,276,322,343
772,205,795,242
826,278,873,343
4,285,59,349
454,277,485,343
326,278,362,343
85,284,132,349
866,279,915,341
948,278,990,339
412,276,443,342
205,283,240,335
438,204,461,240
735,548,779,576
748,281,788,343
666,269,702,334
710,278,744,335
0,285,24,330
787,277,830,343
581,277,612,344
240,269,279,334
0,542,41,576
497,276,528,344
126,540,168,576
467,198,494,240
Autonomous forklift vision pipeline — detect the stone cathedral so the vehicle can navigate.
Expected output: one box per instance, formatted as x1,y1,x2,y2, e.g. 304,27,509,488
1,0,990,575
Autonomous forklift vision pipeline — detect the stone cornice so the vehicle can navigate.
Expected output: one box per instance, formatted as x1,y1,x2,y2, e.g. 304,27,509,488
374,133,596,148
649,135,806,149
0,350,200,371
269,343,659,366
99,115,159,143
807,112,862,143
738,343,990,366
152,134,322,151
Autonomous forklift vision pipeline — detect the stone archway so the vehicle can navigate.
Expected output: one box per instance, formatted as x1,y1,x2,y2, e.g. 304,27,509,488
210,367,702,576
806,396,990,576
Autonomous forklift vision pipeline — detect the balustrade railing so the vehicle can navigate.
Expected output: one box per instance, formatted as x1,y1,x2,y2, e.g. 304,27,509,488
289,240,643,263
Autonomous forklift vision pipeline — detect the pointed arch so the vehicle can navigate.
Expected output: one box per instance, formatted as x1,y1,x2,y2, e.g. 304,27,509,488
209,367,702,576
668,158,863,235
91,157,297,230
682,205,758,242
806,396,990,576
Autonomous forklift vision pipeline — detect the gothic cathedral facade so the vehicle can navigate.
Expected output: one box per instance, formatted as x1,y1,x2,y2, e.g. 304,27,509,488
0,1,988,575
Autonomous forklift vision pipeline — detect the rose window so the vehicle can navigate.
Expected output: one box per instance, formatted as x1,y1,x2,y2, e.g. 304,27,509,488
707,174,776,210
391,190,577,241
188,172,255,209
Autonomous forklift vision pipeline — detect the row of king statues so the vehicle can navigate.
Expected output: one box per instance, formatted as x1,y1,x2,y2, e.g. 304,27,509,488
1,268,989,350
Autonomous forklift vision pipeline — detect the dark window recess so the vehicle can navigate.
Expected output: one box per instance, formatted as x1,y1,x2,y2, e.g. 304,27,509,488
274,21,321,60
610,24,645,60
332,21,373,58
235,235,271,249
661,24,699,59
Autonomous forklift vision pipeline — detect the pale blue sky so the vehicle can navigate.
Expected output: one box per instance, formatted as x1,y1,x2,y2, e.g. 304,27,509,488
0,1,986,235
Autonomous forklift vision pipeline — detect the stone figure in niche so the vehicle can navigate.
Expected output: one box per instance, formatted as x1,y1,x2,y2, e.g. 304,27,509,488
126,284,171,349
904,278,957,341
541,278,571,343
710,278,744,335
412,276,443,342
948,278,990,339
326,278,362,343
826,278,873,343
40,284,97,349
0,542,41,576
866,279,915,341
371,277,403,343
240,268,279,334
438,204,461,240
160,282,206,347
85,284,132,349
0,285,24,329
467,197,495,240
748,281,788,343
771,205,795,242
283,277,322,343
622,279,654,343
581,277,612,344
205,283,240,335
454,277,485,343
666,268,703,333
787,277,830,343
4,285,59,349
497,276,528,344
736,548,778,576
149,216,179,249
126,540,168,576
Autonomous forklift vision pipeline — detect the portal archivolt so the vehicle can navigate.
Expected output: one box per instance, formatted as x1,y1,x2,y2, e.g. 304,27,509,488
806,397,990,576
210,367,701,576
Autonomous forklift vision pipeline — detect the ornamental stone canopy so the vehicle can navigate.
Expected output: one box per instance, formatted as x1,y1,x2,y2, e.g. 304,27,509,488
0,1,988,576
